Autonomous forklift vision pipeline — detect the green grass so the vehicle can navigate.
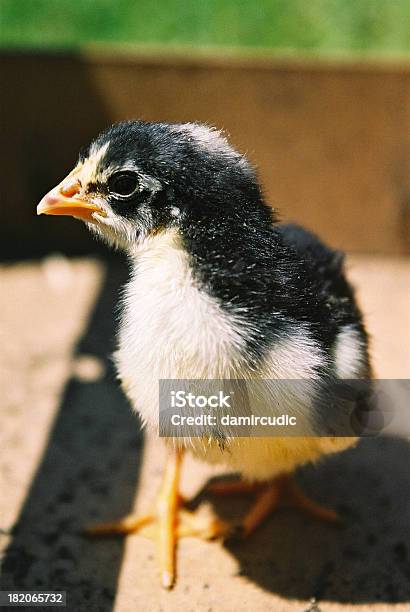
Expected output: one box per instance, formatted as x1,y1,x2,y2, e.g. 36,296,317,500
1,0,409,56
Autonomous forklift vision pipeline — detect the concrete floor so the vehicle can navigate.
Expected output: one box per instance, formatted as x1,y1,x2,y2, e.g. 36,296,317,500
0,254,409,612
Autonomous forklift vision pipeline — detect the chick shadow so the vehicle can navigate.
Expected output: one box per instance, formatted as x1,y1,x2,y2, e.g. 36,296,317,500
193,436,410,605
1,259,144,612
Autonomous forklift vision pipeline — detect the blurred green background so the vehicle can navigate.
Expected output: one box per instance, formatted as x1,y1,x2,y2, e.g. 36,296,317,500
1,0,409,55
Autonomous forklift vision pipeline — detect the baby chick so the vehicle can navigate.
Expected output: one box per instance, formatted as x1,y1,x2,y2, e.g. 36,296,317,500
37,121,370,589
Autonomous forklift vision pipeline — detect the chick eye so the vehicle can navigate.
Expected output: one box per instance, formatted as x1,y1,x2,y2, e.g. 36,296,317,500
108,172,139,198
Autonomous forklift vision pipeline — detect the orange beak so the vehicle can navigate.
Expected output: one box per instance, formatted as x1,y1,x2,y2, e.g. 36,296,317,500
37,176,107,222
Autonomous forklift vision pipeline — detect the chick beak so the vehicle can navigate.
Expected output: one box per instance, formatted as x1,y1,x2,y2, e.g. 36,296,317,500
37,177,107,222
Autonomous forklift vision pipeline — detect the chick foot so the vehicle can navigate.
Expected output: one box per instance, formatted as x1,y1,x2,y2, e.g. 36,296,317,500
209,474,340,537
85,450,229,589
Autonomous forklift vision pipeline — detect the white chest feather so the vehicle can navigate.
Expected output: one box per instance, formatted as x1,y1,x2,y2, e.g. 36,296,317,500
115,230,249,427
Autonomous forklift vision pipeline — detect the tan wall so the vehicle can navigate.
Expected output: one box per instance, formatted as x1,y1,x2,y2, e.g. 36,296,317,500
1,50,409,257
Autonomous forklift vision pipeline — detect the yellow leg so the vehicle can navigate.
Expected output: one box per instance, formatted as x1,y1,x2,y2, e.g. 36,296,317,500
241,474,340,536
208,474,340,537
208,479,263,496
85,449,230,589
283,476,339,524
85,513,154,535
86,449,182,589
176,508,230,540
156,449,181,588
242,482,282,536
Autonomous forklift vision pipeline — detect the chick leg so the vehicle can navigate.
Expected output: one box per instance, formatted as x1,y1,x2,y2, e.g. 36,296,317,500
85,512,154,535
241,474,339,536
85,449,230,588
156,448,181,588
207,479,264,495
283,476,340,524
85,449,181,588
208,474,339,536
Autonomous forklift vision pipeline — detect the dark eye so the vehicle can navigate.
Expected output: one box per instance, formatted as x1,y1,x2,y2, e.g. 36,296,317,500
108,172,139,198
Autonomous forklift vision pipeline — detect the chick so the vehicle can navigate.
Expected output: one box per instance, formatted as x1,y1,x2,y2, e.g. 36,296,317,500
37,121,371,589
